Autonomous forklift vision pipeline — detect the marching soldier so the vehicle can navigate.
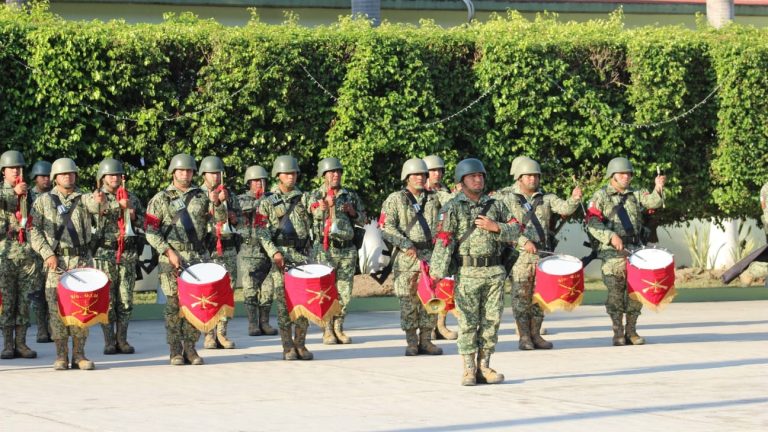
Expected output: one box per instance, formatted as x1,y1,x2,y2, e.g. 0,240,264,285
199,156,240,350
238,165,281,337
259,155,313,360
423,154,457,341
88,158,145,355
0,150,38,360
145,154,228,366
30,158,99,370
380,158,443,356
586,157,665,346
29,160,53,343
430,158,522,386
499,157,581,350
309,157,365,345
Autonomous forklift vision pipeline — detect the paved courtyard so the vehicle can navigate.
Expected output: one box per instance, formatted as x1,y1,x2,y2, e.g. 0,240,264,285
1,301,767,431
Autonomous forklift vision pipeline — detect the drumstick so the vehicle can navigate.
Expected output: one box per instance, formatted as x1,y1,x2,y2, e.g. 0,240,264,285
57,266,85,283
180,261,201,281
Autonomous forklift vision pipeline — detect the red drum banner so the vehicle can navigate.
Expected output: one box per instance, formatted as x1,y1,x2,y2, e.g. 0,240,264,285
57,268,110,328
534,255,585,313
284,264,341,326
627,248,676,311
177,263,235,332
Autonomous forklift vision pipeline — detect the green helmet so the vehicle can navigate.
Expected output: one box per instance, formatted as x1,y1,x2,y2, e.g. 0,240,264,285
199,156,225,174
96,158,124,180
244,165,269,183
317,157,343,177
0,150,25,170
515,157,542,180
271,155,300,177
167,153,197,174
50,158,79,179
423,155,445,171
400,158,428,181
454,158,486,183
29,160,52,180
605,157,634,179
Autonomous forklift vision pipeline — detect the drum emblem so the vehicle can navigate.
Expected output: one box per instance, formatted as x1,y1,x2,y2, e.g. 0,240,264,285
641,276,670,295
71,295,99,317
307,287,333,305
191,293,219,310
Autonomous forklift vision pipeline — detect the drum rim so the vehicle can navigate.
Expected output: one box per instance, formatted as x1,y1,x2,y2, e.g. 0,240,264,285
60,267,109,291
628,247,675,269
287,263,334,278
179,262,229,284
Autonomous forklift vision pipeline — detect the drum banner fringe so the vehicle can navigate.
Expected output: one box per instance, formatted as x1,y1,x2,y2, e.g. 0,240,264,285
60,312,109,328
288,302,342,327
627,262,676,312
57,285,111,328
179,304,235,332
177,273,236,332
533,292,584,314
533,269,585,314
629,287,677,312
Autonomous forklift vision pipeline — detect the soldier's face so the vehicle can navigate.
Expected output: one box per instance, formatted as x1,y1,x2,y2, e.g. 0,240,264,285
3,166,21,184
249,179,265,196
102,174,122,191
55,173,76,190
428,169,443,186
518,174,540,191
173,169,194,188
323,169,342,188
278,172,297,188
462,172,485,194
612,172,633,190
35,175,51,191
406,173,426,191
204,172,221,188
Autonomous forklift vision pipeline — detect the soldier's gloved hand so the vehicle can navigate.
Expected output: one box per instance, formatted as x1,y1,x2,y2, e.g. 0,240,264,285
524,240,537,254
475,215,500,233
273,252,285,271
572,186,583,200
45,255,58,270
14,181,27,196
654,175,666,193
610,234,624,252
166,248,181,271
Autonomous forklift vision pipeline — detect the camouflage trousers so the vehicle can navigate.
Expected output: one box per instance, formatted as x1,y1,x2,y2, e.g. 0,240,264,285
240,256,272,307
312,243,356,317
45,255,91,340
93,257,137,324
455,267,506,355
510,252,544,320
159,272,201,345
266,248,309,331
211,248,238,324
601,256,642,317
29,257,48,327
0,252,37,328
394,270,436,331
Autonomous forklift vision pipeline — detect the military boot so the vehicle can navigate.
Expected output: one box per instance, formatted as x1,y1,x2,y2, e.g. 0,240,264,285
14,325,37,358
169,342,184,366
404,329,419,356
515,317,534,350
2,327,15,359
183,341,204,365
71,337,95,370
418,328,443,355
246,304,262,336
259,305,278,335
461,354,477,386
610,314,626,346
436,312,458,340
203,330,217,349
476,350,504,384
625,314,646,345
102,323,117,355
53,339,69,370
216,321,236,349
322,319,337,345
116,321,135,354
36,305,52,343
293,325,314,360
333,317,352,344
530,316,553,349
280,327,299,360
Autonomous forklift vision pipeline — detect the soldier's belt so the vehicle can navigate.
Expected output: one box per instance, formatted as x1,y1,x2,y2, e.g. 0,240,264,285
329,239,354,249
275,238,308,248
410,241,431,250
57,246,89,257
459,256,501,267
99,238,137,250
219,238,238,249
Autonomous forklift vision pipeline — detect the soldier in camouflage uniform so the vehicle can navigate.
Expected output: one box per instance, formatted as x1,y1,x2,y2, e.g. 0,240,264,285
28,160,53,343
30,158,100,370
198,156,240,350
430,158,522,386
742,182,768,283
87,158,145,355
586,157,666,346
238,165,281,337
145,154,228,366
309,157,365,345
0,150,38,360
259,155,314,361
380,158,443,357
423,154,457,341
499,157,581,350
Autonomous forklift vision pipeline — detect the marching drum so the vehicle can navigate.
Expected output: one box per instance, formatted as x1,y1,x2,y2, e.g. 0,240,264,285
417,260,455,314
627,247,676,310
284,264,341,326
177,262,234,332
533,255,585,313
56,268,111,328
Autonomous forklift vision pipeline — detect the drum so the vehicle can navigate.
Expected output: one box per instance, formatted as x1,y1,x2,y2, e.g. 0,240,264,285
417,260,455,314
627,247,676,311
56,268,110,328
177,262,234,332
533,255,585,313
284,264,341,326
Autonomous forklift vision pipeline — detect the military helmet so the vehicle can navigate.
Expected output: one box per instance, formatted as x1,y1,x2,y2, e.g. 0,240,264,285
0,150,25,170
454,158,486,183
605,157,634,179
50,158,79,179
509,155,529,177
167,153,197,174
400,158,428,181
96,158,125,180
272,155,300,177
423,155,445,171
29,160,52,180
244,165,269,183
317,157,343,178
199,156,225,174
515,157,542,180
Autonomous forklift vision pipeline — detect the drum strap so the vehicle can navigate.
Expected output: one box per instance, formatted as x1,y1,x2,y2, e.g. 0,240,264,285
49,194,83,250
277,195,301,239
402,190,432,244
515,194,547,247
613,194,637,238
458,199,495,245
162,189,205,252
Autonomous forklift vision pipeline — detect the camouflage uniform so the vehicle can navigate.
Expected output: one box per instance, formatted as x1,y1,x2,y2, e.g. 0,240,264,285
145,184,226,364
29,185,50,343
426,183,458,341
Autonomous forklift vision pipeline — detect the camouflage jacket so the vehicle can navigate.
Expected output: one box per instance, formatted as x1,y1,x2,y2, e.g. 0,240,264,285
237,191,279,260
0,180,35,258
200,183,242,254
380,189,441,271
307,185,365,247
586,184,662,252
30,186,49,203
30,187,98,261
430,192,521,279
259,187,312,249
498,184,579,251
85,187,146,262
761,183,768,233
427,183,455,206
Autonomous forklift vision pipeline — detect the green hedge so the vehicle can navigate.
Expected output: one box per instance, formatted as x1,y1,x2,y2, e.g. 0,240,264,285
1,6,767,222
